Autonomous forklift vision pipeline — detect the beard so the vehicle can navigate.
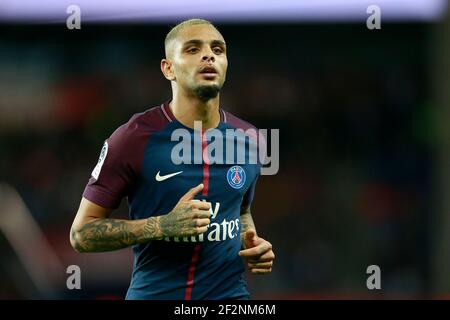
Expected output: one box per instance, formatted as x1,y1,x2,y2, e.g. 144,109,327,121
193,84,220,102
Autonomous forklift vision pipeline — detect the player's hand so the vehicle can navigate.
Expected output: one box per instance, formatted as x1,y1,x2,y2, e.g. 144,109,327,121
238,229,275,274
157,183,212,238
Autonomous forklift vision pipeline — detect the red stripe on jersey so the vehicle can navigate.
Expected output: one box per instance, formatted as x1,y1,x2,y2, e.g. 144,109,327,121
184,244,202,300
184,130,209,300
201,130,210,196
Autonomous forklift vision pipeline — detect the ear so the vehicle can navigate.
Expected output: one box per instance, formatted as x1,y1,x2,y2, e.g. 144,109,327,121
161,59,175,81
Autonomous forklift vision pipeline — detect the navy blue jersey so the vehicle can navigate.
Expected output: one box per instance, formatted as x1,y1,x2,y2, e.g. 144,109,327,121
83,102,261,300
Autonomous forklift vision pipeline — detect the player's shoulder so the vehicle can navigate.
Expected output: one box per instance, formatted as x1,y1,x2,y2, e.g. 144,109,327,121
110,104,169,140
125,104,170,133
222,109,266,153
222,109,258,131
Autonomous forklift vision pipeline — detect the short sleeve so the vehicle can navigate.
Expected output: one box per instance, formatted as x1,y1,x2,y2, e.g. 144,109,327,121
83,124,137,209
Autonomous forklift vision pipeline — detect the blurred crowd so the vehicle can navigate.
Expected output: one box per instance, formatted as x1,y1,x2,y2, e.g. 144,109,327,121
0,24,436,298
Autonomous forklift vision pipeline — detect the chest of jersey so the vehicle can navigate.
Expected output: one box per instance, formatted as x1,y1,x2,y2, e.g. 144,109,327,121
145,125,257,196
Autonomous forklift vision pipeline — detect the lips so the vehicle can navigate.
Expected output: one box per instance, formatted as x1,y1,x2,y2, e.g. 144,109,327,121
199,66,217,74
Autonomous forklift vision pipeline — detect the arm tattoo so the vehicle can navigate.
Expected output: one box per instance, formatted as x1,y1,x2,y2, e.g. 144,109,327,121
71,217,161,252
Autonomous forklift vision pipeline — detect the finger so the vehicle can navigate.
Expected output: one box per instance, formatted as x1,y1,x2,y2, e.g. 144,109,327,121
247,256,274,264
243,229,261,250
244,229,257,244
238,242,272,258
190,201,211,211
250,268,272,274
194,226,208,234
192,210,212,219
259,250,275,261
245,229,256,241
194,218,211,227
180,183,204,202
248,261,273,268
246,250,275,263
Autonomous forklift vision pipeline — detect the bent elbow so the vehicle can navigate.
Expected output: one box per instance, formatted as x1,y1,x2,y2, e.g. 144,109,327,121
70,228,86,253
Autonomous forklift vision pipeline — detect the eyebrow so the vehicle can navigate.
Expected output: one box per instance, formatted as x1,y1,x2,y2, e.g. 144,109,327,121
182,39,226,48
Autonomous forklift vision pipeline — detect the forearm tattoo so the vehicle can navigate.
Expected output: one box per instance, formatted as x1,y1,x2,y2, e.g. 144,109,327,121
71,217,161,252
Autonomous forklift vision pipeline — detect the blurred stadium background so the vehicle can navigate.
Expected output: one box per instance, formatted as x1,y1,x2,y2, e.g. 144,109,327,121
1,0,450,299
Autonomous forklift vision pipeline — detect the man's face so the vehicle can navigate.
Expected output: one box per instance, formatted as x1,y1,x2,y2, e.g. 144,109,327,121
168,24,228,100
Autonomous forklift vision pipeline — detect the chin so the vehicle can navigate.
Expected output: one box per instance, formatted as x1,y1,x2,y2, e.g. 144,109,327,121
193,84,221,101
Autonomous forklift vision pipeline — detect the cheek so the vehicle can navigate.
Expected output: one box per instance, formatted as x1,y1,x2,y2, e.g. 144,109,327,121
220,59,228,74
178,62,196,77
173,65,191,81
221,62,228,80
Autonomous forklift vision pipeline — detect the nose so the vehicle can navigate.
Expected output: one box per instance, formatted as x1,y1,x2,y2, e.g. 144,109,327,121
202,49,215,62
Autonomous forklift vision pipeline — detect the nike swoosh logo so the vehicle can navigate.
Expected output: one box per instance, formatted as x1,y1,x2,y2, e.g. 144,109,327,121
155,170,183,182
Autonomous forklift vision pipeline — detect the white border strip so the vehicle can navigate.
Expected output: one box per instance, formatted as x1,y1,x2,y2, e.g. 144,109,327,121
0,0,447,22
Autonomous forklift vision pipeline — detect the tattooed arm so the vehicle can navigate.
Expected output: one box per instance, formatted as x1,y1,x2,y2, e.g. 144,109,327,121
70,184,211,253
70,197,162,252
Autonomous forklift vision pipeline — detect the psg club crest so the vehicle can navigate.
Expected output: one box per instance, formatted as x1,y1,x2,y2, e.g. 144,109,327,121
227,165,246,189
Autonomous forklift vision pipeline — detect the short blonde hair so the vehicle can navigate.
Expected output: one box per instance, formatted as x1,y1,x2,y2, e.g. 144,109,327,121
164,19,220,58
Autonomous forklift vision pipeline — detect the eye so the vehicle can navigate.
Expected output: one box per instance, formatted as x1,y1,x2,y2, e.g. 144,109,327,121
187,47,199,53
213,47,224,54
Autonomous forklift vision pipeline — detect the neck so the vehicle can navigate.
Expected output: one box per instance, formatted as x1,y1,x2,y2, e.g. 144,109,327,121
169,87,221,130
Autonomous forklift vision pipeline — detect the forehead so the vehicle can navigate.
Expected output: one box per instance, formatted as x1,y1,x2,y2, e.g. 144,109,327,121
175,24,225,45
